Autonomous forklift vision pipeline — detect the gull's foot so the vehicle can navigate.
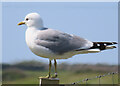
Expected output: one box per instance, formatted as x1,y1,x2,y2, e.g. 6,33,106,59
39,75,50,79
51,73,58,78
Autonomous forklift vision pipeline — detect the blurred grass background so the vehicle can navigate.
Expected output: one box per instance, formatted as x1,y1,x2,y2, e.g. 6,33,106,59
2,61,118,84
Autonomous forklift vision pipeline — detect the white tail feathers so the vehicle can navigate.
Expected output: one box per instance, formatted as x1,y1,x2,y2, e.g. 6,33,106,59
77,49,100,54
106,46,116,49
87,49,100,53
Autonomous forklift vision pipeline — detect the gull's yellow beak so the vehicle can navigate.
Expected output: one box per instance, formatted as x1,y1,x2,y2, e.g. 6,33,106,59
18,22,25,25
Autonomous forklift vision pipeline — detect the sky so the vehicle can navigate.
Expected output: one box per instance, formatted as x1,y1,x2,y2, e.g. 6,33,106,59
2,2,118,64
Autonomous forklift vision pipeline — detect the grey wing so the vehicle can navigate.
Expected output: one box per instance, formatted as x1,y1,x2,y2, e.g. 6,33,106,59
35,29,93,54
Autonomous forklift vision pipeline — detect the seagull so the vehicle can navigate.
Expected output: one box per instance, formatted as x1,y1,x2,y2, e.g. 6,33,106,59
18,13,117,78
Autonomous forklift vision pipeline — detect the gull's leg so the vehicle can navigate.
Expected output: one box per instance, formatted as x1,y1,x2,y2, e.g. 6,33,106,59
54,59,57,77
48,59,52,78
52,59,58,78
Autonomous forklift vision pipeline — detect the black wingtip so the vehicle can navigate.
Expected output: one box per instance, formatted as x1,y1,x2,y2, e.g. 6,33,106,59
112,42,117,44
113,46,117,48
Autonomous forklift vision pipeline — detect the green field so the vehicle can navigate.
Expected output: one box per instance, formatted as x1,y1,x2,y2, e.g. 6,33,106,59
2,70,118,84
2,61,119,84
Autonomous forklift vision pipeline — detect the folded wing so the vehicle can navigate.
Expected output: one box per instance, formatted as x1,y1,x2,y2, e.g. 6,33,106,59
35,29,93,54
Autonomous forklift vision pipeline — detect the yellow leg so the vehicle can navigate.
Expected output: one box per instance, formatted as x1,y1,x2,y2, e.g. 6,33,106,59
53,59,58,78
48,59,52,78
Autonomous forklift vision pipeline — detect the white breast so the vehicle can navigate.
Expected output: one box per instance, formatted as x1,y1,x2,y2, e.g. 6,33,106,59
25,28,56,59
25,28,35,48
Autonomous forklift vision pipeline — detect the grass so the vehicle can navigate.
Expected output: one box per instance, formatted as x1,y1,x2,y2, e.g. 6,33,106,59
2,62,118,84
2,70,118,84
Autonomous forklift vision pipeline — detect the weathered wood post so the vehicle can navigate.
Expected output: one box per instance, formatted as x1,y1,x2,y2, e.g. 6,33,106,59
39,78,59,86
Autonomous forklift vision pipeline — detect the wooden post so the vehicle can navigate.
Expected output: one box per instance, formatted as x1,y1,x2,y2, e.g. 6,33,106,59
39,78,59,86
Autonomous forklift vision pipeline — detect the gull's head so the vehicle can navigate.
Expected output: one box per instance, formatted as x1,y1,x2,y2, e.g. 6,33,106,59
18,13,43,28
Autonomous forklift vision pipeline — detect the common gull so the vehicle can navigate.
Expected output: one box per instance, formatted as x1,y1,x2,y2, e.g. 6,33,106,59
18,13,117,78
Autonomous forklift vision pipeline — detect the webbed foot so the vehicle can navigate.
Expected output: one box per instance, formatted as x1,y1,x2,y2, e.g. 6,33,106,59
51,73,58,78
39,75,51,79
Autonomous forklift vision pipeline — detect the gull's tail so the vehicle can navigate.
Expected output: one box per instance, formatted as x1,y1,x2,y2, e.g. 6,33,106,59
90,42,117,50
76,42,117,54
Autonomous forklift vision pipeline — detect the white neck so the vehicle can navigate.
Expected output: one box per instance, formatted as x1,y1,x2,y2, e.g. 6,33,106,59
28,23,44,29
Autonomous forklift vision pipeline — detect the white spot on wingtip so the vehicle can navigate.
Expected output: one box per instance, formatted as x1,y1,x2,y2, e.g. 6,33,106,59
104,44,107,46
112,42,114,44
97,44,100,46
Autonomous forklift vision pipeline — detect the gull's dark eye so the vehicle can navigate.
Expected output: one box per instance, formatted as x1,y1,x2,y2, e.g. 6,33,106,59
26,18,29,21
